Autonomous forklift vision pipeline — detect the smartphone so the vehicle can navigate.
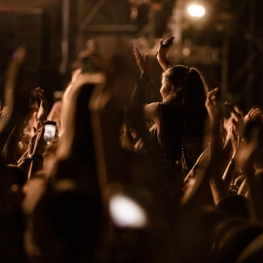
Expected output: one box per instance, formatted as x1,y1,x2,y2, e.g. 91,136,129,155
43,121,56,143
161,36,174,47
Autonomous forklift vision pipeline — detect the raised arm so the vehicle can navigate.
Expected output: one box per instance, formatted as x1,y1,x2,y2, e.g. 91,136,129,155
35,87,49,126
130,46,151,104
27,126,46,178
237,122,263,223
181,88,229,206
0,47,28,159
156,38,173,71
222,121,241,186
128,47,157,140
205,88,231,205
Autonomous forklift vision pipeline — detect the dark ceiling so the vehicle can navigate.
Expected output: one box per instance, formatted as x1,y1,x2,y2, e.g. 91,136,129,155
0,0,57,10
1,0,263,111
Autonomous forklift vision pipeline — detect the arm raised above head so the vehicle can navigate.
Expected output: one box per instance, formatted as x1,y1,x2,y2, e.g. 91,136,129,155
156,37,174,71
0,47,30,159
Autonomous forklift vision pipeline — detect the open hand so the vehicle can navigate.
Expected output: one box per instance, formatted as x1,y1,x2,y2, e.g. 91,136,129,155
133,46,149,74
205,87,220,122
224,101,245,135
244,107,262,123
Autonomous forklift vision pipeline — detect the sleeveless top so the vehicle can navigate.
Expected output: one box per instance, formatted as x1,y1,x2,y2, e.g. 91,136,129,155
156,102,207,173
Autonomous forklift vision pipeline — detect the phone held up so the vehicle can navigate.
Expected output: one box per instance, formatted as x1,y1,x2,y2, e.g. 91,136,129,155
161,36,174,47
43,121,56,144
156,36,174,56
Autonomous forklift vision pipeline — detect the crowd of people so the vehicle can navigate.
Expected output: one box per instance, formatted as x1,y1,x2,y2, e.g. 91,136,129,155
0,37,263,263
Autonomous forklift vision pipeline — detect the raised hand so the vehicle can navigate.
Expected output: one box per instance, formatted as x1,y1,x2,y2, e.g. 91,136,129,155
156,37,173,58
205,87,220,122
3,47,32,125
156,38,173,71
226,120,241,154
4,47,27,115
0,46,29,155
236,123,263,222
224,101,245,135
244,107,262,123
34,87,48,125
133,46,149,75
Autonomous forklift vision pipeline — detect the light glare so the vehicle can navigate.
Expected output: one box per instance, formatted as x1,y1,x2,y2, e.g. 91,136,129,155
109,195,147,228
188,4,205,17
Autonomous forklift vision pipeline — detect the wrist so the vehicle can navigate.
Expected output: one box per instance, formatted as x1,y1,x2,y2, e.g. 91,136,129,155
140,72,151,82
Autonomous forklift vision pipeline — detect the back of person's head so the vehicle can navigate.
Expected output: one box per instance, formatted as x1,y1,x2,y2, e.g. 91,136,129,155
46,183,104,262
163,65,189,89
235,232,263,263
6,164,27,187
163,65,208,109
0,165,27,213
213,219,263,263
24,179,104,263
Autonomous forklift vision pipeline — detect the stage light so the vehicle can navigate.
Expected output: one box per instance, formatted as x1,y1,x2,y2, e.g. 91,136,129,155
109,194,147,228
188,4,205,17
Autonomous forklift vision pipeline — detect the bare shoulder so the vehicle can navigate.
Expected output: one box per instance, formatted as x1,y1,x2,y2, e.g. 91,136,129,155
144,102,160,121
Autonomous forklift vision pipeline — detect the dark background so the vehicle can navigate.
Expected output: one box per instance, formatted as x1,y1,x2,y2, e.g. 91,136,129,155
0,0,263,113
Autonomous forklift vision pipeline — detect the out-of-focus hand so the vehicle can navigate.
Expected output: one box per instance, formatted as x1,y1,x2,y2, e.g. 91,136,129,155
0,106,8,117
28,126,45,156
205,87,220,122
236,131,258,172
34,87,48,124
133,46,149,74
244,107,262,123
3,47,32,121
224,101,245,135
225,120,241,153
71,68,82,83
5,47,27,112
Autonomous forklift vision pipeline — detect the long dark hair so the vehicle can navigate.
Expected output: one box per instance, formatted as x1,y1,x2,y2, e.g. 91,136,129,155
162,65,208,109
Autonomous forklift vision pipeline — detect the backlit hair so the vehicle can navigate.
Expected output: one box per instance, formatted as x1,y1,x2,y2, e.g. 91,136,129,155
162,65,208,109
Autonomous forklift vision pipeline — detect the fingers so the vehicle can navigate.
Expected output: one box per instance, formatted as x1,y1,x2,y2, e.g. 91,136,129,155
206,87,218,105
133,46,140,57
207,87,218,98
133,45,137,54
133,46,147,61
133,46,140,61
248,108,262,119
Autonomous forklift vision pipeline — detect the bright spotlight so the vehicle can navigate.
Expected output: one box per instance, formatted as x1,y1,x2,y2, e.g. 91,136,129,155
109,194,147,228
188,4,206,17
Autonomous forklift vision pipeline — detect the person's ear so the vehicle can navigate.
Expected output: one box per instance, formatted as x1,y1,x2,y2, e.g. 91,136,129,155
169,85,175,94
